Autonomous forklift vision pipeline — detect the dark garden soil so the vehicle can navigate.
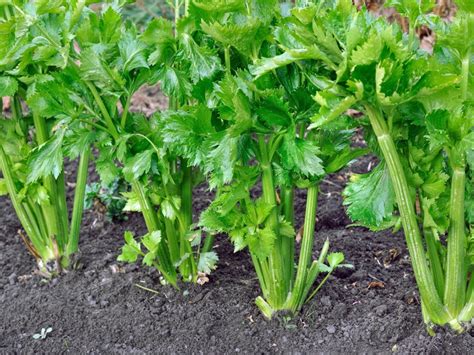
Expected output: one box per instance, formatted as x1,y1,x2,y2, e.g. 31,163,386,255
1,170,473,354
1,90,473,353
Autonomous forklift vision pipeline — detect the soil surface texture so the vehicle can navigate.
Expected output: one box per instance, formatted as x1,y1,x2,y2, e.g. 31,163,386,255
1,157,474,354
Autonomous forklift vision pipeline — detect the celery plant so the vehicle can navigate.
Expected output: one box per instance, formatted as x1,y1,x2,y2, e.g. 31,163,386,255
163,0,360,318
0,1,92,273
253,0,473,330
56,2,221,286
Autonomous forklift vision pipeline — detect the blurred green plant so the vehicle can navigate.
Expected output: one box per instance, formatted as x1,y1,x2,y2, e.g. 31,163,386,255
85,179,129,221
122,0,173,28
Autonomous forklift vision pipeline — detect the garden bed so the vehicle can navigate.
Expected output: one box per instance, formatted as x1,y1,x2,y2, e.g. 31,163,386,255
1,155,473,353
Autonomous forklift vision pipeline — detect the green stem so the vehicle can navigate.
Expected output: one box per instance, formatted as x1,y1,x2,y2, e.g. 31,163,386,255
132,181,177,286
444,168,467,316
184,0,189,16
255,256,272,300
459,276,474,321
461,56,470,102
28,199,49,243
164,217,180,261
180,163,196,279
201,234,215,254
303,239,330,303
288,184,319,313
56,171,70,245
181,163,193,228
174,0,181,35
66,147,91,256
224,46,231,74
32,113,66,251
281,185,295,287
424,227,445,299
259,136,286,308
0,146,47,259
255,296,274,319
85,82,119,140
365,104,452,326
120,94,132,129
23,201,50,252
306,271,333,304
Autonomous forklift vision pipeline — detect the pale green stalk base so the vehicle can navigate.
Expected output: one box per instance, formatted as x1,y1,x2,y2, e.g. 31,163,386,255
444,168,467,317
365,104,455,327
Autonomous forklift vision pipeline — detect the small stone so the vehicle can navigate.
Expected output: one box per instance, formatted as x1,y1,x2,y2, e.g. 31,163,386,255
321,296,332,307
350,269,367,281
86,295,97,306
326,325,336,334
109,264,121,274
375,304,388,316
101,277,112,285
8,273,17,285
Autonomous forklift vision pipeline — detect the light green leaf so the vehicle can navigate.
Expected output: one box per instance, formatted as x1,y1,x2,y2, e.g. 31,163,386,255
327,252,345,269
179,34,221,83
156,66,192,104
118,30,149,73
198,251,219,274
123,150,154,181
350,34,383,66
117,231,142,263
122,191,141,212
309,94,356,130
27,130,65,183
0,76,18,97
143,251,157,266
279,132,325,178
256,96,292,127
142,230,162,251
161,196,181,220
248,227,276,260
343,162,396,228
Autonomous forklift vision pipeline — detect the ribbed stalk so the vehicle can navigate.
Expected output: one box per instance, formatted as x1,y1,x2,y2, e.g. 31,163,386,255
180,163,196,279
132,181,177,286
201,234,215,254
56,171,69,249
281,185,295,286
459,277,474,321
85,82,119,140
164,218,180,264
259,137,286,308
27,199,49,244
66,148,91,256
0,146,52,260
444,168,466,316
32,113,66,251
224,46,231,74
287,185,319,313
120,94,132,129
365,104,453,326
423,227,445,299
